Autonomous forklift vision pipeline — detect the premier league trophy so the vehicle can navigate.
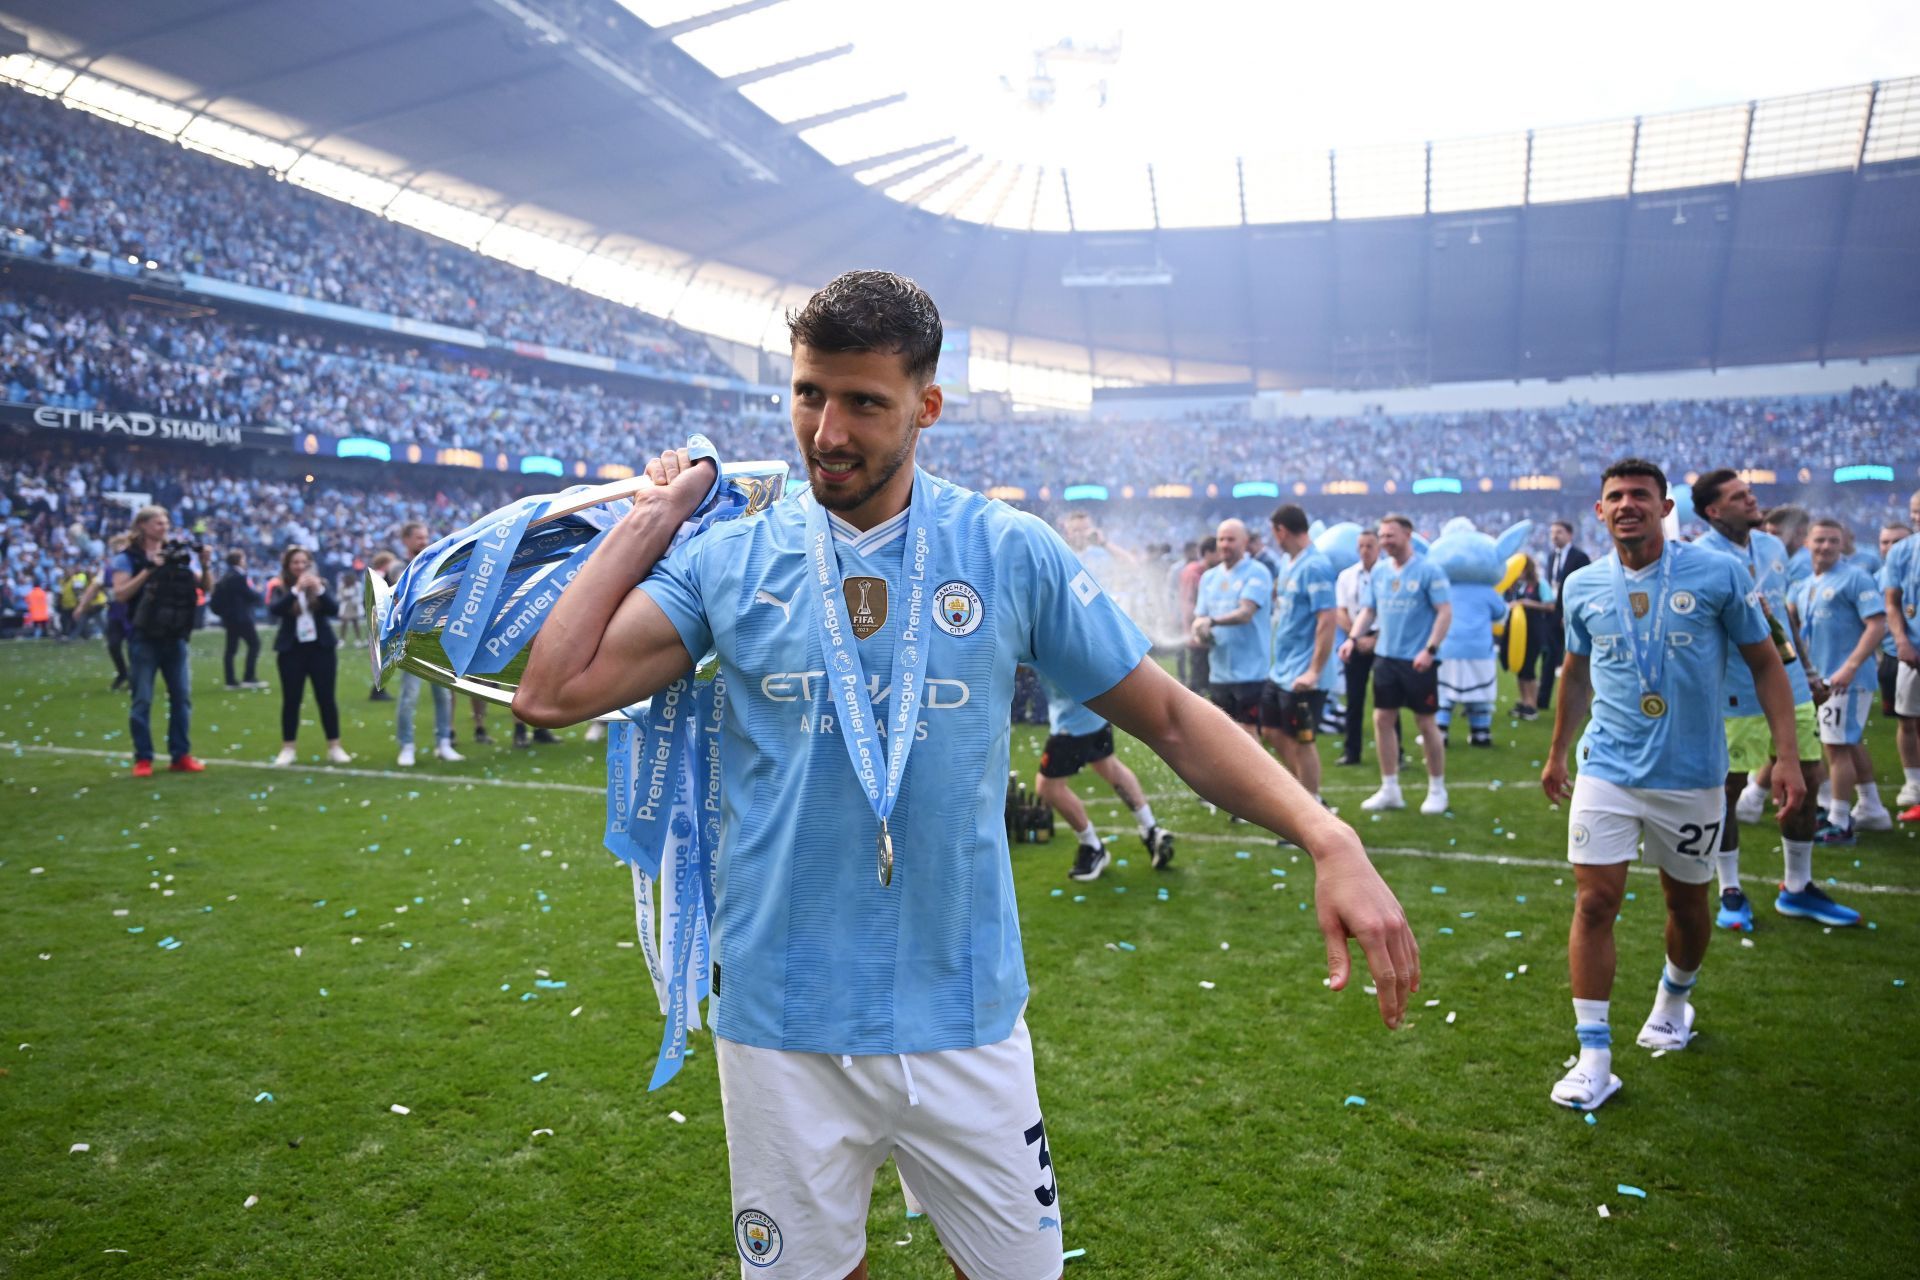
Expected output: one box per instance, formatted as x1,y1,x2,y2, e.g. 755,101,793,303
366,435,789,1088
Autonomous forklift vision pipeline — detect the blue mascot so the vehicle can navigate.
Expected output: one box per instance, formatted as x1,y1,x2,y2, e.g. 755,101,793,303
1426,518,1532,747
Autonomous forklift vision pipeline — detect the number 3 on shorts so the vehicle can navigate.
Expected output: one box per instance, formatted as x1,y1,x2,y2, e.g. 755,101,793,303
1024,1119,1057,1207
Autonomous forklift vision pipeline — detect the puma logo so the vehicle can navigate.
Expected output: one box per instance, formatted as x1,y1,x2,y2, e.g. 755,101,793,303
754,588,797,623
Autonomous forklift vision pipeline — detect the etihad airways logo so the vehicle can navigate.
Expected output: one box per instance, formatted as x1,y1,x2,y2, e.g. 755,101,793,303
759,670,972,708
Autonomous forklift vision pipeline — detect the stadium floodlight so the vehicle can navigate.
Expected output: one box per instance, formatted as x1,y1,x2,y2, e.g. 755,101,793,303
1412,477,1464,495
1231,481,1280,499
1062,485,1109,502
1834,464,1895,484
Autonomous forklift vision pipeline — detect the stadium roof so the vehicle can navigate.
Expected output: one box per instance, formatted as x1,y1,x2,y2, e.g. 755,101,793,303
2,0,1918,397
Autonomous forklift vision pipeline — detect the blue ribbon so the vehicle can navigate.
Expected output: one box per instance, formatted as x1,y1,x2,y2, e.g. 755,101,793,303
1608,544,1673,703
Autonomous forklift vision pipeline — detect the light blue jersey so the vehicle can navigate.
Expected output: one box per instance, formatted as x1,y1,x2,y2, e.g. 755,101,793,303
1792,564,1885,678
1439,583,1509,662
1564,542,1768,790
1269,548,1337,686
1883,536,1919,658
1361,553,1452,661
640,472,1149,1056
1786,545,1812,592
1040,672,1107,737
1692,527,1814,712
1196,555,1274,683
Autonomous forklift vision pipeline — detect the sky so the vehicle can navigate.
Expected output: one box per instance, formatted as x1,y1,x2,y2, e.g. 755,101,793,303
630,0,1919,168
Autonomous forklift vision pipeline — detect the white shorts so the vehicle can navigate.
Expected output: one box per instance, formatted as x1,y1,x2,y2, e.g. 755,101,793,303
1567,774,1723,885
716,1016,1063,1280
1898,663,1920,719
1817,681,1875,745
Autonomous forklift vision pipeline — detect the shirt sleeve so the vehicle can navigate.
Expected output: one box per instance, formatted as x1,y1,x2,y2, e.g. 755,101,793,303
1306,563,1336,613
1855,569,1886,619
1022,519,1151,705
1563,580,1591,656
1240,562,1273,607
1425,563,1452,605
1719,559,1769,647
637,532,715,663
1357,568,1375,613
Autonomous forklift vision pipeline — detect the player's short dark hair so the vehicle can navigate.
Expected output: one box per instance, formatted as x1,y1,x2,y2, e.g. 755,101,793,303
786,270,943,384
1601,458,1670,497
1886,522,1914,535
1199,535,1217,554
1690,467,1736,513
1269,503,1309,536
1550,519,1574,535
226,550,245,567
1379,513,1413,533
1809,516,1846,533
1356,526,1378,540
1766,504,1809,534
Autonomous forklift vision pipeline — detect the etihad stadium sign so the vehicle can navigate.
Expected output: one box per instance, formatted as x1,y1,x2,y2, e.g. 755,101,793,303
20,402,251,448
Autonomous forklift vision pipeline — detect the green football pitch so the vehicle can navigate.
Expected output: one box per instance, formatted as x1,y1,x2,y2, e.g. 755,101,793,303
3,634,1917,1278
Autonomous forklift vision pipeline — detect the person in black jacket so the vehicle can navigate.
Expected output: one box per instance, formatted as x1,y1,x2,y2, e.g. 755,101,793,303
1538,521,1591,711
211,550,267,690
268,546,350,766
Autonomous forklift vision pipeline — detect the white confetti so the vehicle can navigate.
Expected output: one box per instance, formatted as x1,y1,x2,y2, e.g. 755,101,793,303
293,946,302,958
531,1128,554,1138
1517,965,1528,975
1651,1049,1667,1059
1741,938,1755,949
1219,942,1230,951
389,1104,411,1115
70,1143,90,1154
112,909,129,917
668,1111,687,1124
1445,1011,1457,1024
570,1006,582,1018
243,1195,258,1209
1198,980,1216,990
1597,1204,1610,1219
1425,1000,1441,1008
30,867,44,875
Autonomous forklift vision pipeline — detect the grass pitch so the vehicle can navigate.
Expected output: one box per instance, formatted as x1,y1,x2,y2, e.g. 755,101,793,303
3,634,1917,1278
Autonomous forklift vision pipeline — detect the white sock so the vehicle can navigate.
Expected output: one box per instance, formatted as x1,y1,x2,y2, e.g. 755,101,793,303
1380,775,1403,794
1132,803,1157,837
1816,779,1832,809
1783,839,1813,893
1654,959,1698,1019
1740,781,1767,806
1429,773,1447,791
1906,767,1920,787
1573,999,1611,1077
1857,783,1883,811
1715,849,1741,894
1828,799,1853,828
1076,823,1100,849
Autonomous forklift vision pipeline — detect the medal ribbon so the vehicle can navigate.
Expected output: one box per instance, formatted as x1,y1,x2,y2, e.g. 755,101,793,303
800,469,936,881
1608,545,1672,707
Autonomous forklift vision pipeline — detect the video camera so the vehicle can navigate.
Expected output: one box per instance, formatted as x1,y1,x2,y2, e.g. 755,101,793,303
158,536,200,567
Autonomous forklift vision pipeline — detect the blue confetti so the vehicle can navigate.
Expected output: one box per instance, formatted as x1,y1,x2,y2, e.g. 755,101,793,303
1343,1095,1367,1107
413,896,424,905
1616,1184,1647,1199
1063,1249,1086,1261
1430,886,1448,894
534,979,567,989
127,926,144,934
343,908,357,918
254,1092,274,1103
1514,895,1527,904
531,1072,549,1083
1272,868,1287,877
521,992,539,1002
1584,1113,1597,1126
1459,911,1476,918
1072,895,1086,903
1050,889,1064,897
1235,850,1251,860
1438,927,1454,935
1113,886,1127,894
1505,930,1524,938
501,984,512,992
1116,942,1136,952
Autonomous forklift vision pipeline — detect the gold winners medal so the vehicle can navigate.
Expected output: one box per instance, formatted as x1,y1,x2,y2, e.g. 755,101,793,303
876,819,894,887
1641,692,1668,718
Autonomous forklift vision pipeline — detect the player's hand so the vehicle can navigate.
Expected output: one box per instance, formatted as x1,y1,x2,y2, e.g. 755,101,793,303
1541,756,1573,804
1337,639,1354,663
1312,836,1419,1030
1292,674,1317,692
1826,667,1852,697
1772,765,1806,816
1190,617,1213,646
1412,650,1434,673
639,448,716,517
1898,639,1920,668
1357,633,1377,654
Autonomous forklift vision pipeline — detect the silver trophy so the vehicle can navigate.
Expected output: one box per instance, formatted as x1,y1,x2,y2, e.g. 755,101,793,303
366,455,789,719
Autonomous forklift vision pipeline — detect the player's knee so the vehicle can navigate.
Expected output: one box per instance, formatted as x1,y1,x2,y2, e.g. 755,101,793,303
1573,882,1625,926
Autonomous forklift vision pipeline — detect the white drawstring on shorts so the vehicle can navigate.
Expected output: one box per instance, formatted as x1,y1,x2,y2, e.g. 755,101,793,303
835,1053,920,1107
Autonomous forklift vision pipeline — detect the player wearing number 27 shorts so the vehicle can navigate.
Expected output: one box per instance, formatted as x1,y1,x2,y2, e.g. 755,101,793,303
1542,459,1789,1114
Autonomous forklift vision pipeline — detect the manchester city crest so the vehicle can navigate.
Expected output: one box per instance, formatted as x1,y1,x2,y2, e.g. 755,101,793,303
735,1209,783,1267
934,580,984,636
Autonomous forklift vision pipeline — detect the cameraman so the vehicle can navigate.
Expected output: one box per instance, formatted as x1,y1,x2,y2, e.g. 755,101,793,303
110,505,215,777
211,550,267,690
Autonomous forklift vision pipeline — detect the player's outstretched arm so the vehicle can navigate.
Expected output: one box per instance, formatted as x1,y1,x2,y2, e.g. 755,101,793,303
514,450,710,727
1090,659,1419,1029
1541,654,1590,803
1739,639,1807,814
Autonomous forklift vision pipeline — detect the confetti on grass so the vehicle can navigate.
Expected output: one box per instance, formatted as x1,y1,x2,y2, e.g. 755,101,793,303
389,1104,410,1116
1343,1096,1366,1107
1617,1184,1647,1199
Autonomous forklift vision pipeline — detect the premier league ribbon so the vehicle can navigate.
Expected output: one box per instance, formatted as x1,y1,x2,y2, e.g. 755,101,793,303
367,435,786,1090
1608,543,1674,718
801,468,936,887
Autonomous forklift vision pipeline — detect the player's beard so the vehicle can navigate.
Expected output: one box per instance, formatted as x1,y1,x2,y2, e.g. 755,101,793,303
807,426,915,514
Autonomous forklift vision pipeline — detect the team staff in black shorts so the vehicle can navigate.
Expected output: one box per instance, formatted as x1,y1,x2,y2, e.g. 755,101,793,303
1191,518,1274,741
1340,514,1454,817
1260,504,1338,804
1037,676,1178,883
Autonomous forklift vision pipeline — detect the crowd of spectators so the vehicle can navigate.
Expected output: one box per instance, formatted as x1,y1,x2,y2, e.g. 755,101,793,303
0,85,734,378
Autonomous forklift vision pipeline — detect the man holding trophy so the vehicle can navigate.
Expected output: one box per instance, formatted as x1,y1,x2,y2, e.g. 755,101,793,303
508,271,1417,1280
